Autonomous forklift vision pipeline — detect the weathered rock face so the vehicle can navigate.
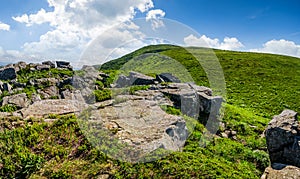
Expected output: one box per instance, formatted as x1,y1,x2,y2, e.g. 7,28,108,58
115,72,155,87
159,83,222,125
261,164,300,179
265,110,300,167
88,96,188,162
0,67,17,81
2,93,30,109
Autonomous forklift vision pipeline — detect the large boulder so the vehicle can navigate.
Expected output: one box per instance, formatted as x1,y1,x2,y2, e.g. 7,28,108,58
160,83,222,124
2,93,30,109
56,61,73,70
0,67,17,81
115,72,155,87
265,110,300,167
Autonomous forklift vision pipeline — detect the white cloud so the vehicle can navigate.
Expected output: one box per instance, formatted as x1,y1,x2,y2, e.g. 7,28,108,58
0,46,44,64
12,0,156,62
0,21,10,31
250,39,300,58
146,9,166,30
184,34,244,50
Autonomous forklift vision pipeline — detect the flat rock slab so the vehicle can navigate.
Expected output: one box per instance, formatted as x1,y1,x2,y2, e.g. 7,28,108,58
22,99,88,118
88,98,188,161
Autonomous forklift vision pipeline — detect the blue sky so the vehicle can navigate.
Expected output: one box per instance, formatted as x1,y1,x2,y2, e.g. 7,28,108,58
0,0,299,65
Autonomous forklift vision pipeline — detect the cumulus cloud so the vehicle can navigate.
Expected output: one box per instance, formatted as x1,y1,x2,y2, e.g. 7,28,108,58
184,34,244,50
250,39,300,58
146,9,166,30
11,0,157,63
0,21,10,31
0,46,43,64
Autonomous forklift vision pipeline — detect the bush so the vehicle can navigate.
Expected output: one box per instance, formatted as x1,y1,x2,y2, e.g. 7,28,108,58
94,89,112,102
0,104,18,112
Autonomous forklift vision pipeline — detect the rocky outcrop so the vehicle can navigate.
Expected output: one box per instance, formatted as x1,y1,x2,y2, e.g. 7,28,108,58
265,110,300,167
88,96,188,162
159,83,222,125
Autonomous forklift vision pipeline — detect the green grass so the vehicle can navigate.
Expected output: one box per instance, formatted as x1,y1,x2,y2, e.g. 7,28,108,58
102,45,300,118
0,106,269,178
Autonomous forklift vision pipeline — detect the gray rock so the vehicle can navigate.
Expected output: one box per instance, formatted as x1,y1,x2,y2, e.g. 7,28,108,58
61,90,85,102
88,98,188,163
261,164,300,179
160,83,222,125
35,78,59,87
42,61,55,68
265,110,300,167
115,72,155,87
37,86,59,99
0,67,17,81
13,61,27,72
156,73,181,83
31,93,42,103
2,93,30,109
56,61,73,70
36,64,50,71
22,99,88,118
1,83,12,92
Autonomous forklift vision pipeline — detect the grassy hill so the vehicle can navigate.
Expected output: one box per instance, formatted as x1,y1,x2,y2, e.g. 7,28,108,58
1,45,299,178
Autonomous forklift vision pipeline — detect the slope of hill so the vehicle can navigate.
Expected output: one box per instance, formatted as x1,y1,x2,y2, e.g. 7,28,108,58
0,45,299,178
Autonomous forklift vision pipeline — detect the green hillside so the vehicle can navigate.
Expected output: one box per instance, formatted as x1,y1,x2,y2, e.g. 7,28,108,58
101,44,300,118
1,45,299,178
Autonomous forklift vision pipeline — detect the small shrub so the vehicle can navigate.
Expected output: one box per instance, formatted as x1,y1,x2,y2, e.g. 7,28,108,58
0,104,18,112
94,89,112,102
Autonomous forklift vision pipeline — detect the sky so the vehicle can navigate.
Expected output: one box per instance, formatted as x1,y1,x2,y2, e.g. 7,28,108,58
0,0,299,66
